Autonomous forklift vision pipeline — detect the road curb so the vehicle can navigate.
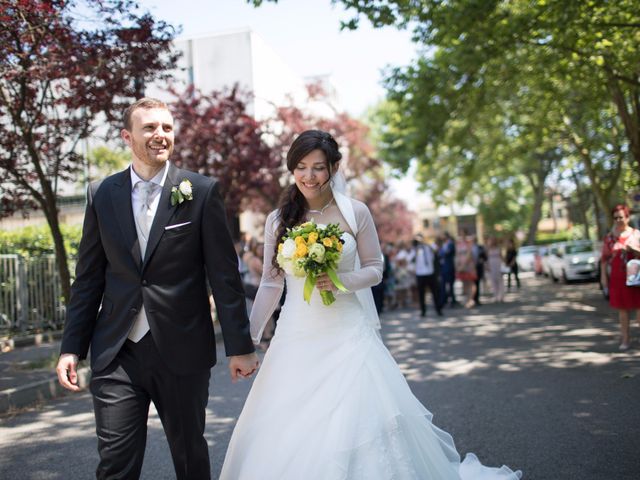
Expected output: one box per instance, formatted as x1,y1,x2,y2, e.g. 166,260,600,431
0,322,225,414
0,366,91,415
1,331,63,353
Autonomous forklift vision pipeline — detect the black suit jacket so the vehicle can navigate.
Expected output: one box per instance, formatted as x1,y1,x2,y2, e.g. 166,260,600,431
61,164,254,375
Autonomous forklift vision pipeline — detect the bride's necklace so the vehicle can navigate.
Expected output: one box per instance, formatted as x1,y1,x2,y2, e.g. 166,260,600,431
308,197,334,215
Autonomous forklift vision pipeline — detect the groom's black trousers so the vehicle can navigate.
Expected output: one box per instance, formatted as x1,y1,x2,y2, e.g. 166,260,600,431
90,333,211,480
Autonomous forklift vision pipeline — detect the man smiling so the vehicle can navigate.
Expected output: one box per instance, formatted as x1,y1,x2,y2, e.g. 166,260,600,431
57,98,258,479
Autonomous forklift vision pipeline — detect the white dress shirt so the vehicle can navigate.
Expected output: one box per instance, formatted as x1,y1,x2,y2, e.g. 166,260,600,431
412,244,435,276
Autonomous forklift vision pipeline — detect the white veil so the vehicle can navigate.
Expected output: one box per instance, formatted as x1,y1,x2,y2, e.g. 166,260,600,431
331,173,382,332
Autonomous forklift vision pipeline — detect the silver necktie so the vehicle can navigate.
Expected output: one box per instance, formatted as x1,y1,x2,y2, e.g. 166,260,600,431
129,181,158,342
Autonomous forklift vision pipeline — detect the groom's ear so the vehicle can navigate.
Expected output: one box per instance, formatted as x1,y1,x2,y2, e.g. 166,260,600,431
121,128,132,148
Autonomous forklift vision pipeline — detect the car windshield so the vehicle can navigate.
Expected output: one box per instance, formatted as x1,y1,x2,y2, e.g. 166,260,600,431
565,243,593,254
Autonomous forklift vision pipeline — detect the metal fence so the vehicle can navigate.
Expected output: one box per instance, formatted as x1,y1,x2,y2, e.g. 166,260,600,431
0,254,69,334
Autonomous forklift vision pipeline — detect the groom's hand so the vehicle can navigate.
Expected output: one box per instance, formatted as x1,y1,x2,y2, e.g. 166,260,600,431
228,352,260,383
56,353,81,391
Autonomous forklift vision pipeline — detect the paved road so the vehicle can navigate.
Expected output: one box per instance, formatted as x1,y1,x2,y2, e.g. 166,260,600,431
1,273,638,479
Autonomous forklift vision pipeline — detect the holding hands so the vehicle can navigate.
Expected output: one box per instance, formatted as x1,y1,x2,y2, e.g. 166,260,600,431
228,352,260,383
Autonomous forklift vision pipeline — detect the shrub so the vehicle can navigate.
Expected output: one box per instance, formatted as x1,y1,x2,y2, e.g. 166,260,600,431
534,231,573,245
0,224,82,258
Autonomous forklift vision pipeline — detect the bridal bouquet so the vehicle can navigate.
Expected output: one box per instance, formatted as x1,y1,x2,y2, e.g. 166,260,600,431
277,221,348,305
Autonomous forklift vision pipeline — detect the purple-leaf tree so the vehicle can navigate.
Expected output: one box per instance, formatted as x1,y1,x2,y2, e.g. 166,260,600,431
0,0,179,302
170,85,282,220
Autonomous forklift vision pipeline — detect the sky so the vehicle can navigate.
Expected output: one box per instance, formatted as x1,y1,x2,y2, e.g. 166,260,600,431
145,0,418,117
145,0,422,204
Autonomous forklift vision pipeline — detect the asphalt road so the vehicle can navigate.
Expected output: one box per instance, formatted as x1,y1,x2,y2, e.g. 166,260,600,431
1,273,638,479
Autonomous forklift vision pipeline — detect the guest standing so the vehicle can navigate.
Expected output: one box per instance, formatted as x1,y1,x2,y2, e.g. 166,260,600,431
601,204,640,350
505,238,520,290
486,236,505,303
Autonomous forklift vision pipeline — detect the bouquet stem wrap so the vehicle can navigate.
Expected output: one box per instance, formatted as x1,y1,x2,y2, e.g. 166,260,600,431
303,269,349,305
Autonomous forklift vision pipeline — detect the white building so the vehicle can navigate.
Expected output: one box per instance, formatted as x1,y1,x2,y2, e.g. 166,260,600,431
146,28,311,121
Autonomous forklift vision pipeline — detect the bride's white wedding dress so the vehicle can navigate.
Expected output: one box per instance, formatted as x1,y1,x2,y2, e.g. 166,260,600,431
220,193,521,480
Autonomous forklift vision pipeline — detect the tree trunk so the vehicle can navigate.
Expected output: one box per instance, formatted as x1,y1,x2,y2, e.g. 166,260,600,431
526,177,545,245
570,169,591,239
606,75,640,171
562,114,622,222
40,192,71,304
593,195,607,239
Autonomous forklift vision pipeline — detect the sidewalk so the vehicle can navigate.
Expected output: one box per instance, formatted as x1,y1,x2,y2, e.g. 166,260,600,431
0,324,222,414
0,334,91,414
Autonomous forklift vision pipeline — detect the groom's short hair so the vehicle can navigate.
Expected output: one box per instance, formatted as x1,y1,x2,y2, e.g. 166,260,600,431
123,97,170,130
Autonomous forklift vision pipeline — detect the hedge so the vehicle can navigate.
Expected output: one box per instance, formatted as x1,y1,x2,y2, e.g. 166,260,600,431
0,224,82,258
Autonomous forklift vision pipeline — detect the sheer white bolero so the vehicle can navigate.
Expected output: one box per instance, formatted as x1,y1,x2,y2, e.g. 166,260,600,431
249,191,384,343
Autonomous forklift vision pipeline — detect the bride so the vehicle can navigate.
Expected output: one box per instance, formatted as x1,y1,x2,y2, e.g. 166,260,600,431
220,130,522,480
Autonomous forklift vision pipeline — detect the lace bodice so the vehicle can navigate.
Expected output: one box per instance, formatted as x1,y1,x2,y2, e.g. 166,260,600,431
248,197,383,343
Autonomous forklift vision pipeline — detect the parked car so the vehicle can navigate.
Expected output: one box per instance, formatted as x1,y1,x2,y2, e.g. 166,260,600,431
516,245,539,272
541,243,563,278
533,246,545,276
546,240,600,283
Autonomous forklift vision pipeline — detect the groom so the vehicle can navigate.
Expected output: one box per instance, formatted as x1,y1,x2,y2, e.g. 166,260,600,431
56,97,259,479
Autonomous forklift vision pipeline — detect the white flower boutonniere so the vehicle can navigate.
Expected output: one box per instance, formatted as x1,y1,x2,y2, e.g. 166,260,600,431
171,179,193,206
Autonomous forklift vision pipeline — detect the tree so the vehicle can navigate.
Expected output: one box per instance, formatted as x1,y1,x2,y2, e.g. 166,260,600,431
0,0,178,302
253,0,639,236
169,85,281,219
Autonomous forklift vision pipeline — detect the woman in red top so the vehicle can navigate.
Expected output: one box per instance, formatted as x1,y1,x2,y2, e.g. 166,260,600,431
601,204,640,350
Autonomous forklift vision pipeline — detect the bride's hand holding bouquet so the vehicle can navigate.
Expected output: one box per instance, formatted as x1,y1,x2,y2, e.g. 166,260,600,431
276,220,348,305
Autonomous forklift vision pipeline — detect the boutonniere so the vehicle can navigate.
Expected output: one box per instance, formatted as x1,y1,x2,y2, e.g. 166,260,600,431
171,179,193,206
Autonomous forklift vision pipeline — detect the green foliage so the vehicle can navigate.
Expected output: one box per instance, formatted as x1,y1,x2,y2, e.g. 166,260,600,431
88,146,130,177
535,231,573,245
0,225,82,258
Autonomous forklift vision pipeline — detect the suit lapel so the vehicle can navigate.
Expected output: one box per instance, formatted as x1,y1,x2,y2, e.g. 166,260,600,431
111,167,142,269
142,163,180,269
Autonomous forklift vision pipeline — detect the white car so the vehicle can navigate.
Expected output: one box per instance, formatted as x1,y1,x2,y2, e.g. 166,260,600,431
546,240,600,283
541,243,563,278
516,245,539,272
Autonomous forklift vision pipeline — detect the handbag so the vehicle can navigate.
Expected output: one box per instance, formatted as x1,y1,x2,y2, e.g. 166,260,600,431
623,229,640,287
626,259,640,287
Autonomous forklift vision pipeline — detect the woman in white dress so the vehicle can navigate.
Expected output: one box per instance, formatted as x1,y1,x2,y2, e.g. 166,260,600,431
486,236,505,303
220,130,522,480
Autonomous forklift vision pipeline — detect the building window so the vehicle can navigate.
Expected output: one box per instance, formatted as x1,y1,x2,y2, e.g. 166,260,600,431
423,219,430,228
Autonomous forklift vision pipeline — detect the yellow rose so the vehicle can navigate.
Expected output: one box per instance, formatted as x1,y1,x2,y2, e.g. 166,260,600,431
295,236,306,245
295,243,308,257
322,238,333,247
336,241,343,252
308,232,318,244
278,243,284,252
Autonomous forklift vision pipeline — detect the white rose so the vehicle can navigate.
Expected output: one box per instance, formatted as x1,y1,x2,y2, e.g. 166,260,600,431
308,243,326,263
292,259,306,277
281,238,296,259
179,180,192,196
277,253,294,274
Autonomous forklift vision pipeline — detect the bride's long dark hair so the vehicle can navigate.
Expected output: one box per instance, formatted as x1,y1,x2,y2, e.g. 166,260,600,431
272,130,342,271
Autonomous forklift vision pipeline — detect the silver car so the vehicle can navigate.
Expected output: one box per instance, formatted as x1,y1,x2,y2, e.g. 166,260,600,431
516,245,539,272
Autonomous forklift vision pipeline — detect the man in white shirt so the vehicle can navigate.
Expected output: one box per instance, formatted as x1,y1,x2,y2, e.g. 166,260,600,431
409,234,443,317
